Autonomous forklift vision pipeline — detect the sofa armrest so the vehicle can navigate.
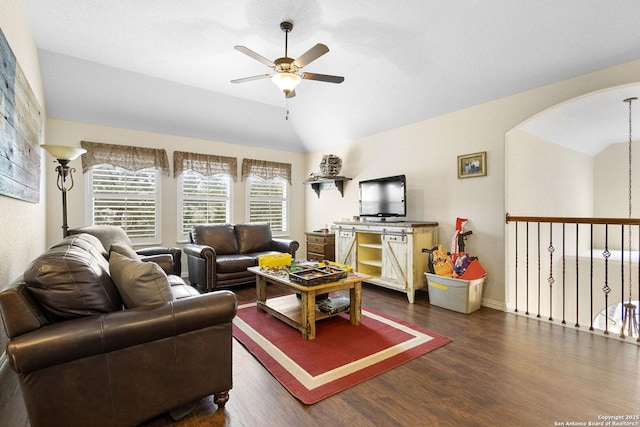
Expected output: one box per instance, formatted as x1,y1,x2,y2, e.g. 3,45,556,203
184,243,218,291
271,238,299,258
183,243,216,259
138,254,177,276
7,291,237,374
136,247,182,276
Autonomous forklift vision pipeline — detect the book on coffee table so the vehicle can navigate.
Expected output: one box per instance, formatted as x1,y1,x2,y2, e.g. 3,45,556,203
317,295,350,314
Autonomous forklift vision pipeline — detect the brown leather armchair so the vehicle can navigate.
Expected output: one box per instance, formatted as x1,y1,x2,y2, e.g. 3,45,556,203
184,223,299,292
0,233,237,427
69,225,182,276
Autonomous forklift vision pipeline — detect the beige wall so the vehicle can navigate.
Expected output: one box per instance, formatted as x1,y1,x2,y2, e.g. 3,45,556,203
0,0,46,363
594,140,640,218
0,0,46,290
305,59,640,308
44,120,307,263
506,128,594,218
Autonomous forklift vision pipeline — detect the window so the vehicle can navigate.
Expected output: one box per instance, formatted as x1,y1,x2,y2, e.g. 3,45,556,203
87,165,160,243
81,141,170,245
247,176,288,233
173,151,237,241
178,171,231,240
241,158,292,235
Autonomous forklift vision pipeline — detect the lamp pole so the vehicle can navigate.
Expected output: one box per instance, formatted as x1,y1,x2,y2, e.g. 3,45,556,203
55,159,73,237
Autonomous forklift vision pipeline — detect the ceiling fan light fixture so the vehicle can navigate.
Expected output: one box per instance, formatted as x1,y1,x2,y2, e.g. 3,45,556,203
271,72,301,95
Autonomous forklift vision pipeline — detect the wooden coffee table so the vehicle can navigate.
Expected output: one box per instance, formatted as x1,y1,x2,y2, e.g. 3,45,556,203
248,266,371,340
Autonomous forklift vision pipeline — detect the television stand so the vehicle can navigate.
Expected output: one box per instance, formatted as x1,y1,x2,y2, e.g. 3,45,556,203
334,221,439,303
364,217,405,223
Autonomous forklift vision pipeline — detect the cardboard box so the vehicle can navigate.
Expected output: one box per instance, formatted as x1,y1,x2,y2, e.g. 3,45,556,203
425,273,486,314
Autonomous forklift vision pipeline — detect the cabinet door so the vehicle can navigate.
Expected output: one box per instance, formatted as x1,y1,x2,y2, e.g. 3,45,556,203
381,233,409,289
336,230,357,267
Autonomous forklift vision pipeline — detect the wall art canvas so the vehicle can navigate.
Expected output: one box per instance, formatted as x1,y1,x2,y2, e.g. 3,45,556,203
0,26,43,203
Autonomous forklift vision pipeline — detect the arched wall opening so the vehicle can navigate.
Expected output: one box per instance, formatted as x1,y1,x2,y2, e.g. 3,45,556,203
505,83,640,335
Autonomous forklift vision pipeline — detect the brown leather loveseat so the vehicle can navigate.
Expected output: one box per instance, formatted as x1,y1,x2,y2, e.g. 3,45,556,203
184,222,299,292
0,233,237,427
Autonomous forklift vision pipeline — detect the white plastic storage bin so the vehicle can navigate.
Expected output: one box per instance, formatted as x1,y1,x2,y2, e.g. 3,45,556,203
424,273,486,314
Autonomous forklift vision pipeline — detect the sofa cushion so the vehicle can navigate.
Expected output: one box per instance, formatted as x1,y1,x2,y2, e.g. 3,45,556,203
109,241,141,260
170,282,200,300
235,223,272,254
191,224,239,255
24,234,123,322
215,254,256,274
109,252,173,309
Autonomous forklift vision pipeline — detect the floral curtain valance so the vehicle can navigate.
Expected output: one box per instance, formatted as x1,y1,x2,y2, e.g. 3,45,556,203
173,151,238,181
241,158,291,185
81,140,170,175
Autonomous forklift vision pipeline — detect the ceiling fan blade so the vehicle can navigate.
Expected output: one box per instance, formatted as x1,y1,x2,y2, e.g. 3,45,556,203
294,43,329,68
234,45,275,68
231,74,273,84
302,72,344,84
286,89,296,99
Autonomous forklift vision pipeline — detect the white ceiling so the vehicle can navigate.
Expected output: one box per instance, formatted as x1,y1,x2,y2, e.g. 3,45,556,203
520,84,640,156
20,0,640,153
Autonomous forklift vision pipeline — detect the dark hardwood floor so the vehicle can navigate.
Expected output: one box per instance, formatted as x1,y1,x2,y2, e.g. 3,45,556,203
2,283,639,426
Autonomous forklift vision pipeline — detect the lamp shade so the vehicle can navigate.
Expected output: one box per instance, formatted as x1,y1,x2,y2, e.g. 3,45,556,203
271,72,302,94
41,144,87,161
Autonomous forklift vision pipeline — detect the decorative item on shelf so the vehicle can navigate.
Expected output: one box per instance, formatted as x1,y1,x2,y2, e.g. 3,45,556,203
41,144,87,238
305,172,321,182
319,154,342,177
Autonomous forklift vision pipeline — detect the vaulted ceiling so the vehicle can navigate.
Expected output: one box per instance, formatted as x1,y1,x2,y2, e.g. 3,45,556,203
21,0,640,153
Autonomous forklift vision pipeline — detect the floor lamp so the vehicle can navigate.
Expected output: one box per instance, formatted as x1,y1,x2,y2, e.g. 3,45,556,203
41,144,87,238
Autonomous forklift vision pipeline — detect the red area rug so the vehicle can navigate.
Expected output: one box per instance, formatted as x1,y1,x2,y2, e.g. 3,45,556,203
232,301,451,404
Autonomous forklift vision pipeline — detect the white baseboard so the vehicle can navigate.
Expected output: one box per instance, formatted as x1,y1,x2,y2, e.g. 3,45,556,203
482,298,506,311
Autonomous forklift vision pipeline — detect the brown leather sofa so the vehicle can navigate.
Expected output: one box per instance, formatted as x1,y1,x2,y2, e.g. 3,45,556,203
0,233,237,427
69,224,182,276
184,222,299,292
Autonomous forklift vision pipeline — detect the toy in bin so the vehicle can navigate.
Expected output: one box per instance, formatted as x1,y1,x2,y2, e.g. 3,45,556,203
422,217,487,313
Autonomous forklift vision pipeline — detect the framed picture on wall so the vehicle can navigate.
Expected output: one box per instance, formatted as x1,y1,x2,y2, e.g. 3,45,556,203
457,151,487,179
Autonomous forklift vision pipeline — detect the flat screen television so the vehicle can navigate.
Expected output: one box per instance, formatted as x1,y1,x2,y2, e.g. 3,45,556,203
358,175,406,219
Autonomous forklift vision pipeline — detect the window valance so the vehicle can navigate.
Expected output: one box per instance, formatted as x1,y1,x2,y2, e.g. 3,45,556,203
80,140,170,175
241,159,291,185
173,151,238,181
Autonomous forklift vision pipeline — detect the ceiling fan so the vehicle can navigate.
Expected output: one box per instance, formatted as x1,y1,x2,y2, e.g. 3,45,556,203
231,21,344,98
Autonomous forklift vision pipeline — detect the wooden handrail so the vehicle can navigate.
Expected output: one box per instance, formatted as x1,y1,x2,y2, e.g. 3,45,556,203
505,214,640,226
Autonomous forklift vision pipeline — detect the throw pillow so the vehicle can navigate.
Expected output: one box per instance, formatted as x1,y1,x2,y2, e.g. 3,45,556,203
109,241,140,260
109,252,173,308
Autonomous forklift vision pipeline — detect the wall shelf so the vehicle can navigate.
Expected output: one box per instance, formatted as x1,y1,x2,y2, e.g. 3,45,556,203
304,176,352,198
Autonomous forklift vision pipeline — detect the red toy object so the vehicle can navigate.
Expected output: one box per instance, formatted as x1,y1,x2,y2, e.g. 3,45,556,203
459,259,486,281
